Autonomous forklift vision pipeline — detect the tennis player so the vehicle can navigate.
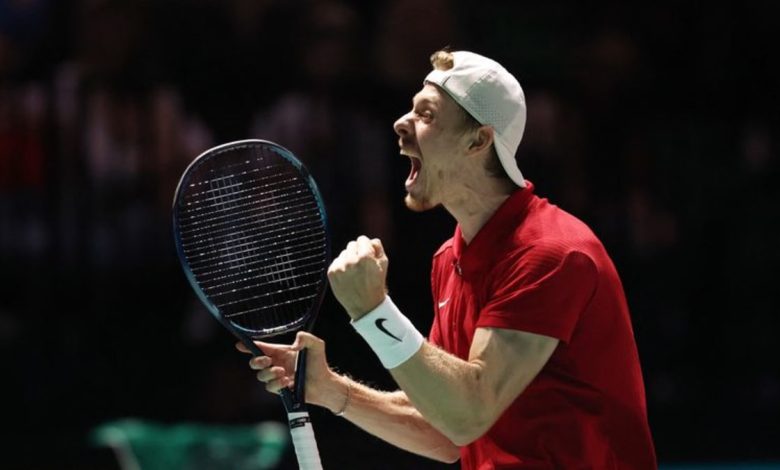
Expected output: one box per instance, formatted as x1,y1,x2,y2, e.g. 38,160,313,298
244,50,657,468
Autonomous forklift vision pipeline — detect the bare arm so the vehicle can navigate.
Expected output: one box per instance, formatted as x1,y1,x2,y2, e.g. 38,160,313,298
239,333,459,463
317,373,460,463
327,236,559,445
391,327,558,446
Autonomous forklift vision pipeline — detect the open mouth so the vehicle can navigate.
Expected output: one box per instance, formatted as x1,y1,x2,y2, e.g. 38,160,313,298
405,156,422,190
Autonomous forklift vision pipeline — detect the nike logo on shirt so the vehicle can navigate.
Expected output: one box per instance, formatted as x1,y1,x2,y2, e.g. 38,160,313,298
438,298,450,309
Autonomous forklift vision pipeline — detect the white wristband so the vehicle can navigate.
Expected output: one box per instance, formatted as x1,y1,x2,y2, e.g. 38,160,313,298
351,296,424,369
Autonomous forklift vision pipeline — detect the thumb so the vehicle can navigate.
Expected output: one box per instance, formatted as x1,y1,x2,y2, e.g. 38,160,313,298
292,331,325,353
371,238,388,271
370,238,385,258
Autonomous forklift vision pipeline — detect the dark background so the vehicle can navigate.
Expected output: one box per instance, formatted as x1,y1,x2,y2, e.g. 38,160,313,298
1,0,778,468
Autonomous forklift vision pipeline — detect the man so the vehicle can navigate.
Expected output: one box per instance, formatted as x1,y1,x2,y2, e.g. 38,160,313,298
240,50,657,468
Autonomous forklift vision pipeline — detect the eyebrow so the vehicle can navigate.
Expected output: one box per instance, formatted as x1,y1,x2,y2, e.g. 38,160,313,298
412,95,437,108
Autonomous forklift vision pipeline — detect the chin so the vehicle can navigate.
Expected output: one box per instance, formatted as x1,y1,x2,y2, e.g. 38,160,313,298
404,193,435,212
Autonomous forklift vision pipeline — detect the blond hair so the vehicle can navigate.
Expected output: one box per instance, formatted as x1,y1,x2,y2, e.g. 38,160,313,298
430,50,456,71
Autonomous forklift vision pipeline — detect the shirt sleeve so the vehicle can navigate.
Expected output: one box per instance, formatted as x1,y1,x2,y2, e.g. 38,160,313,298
476,247,598,343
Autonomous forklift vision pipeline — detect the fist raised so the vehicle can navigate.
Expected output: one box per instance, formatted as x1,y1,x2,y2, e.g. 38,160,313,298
327,235,388,320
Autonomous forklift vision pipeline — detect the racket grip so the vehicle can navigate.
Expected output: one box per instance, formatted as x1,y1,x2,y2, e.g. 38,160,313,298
287,411,323,470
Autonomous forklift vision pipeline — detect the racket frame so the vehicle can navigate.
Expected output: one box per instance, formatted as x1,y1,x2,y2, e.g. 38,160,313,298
172,139,331,415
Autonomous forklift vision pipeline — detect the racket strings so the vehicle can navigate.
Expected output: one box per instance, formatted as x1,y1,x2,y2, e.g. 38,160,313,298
225,293,320,320
183,217,322,261
209,255,324,301
218,280,321,307
178,149,327,335
179,202,321,249
180,174,307,222
183,160,289,198
184,172,297,206
191,248,327,297
180,180,309,222
195,245,326,288
184,222,324,267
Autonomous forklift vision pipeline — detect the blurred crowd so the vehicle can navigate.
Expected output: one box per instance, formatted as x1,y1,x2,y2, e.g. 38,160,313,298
1,0,778,468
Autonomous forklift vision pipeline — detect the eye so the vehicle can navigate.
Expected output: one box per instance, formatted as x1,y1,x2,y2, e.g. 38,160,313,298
416,110,433,122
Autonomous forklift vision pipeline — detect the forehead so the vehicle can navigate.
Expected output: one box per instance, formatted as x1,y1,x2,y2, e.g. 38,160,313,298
413,84,457,108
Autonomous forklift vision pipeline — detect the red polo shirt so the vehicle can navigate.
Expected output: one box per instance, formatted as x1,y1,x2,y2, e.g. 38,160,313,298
429,182,656,469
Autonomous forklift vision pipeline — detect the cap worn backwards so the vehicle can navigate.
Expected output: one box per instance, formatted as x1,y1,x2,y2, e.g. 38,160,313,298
424,51,527,188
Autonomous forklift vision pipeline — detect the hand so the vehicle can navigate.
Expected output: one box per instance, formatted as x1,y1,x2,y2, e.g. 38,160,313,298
327,235,388,320
236,332,334,406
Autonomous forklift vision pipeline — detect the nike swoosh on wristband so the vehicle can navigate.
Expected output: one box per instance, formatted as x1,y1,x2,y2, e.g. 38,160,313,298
375,318,402,342
438,298,450,308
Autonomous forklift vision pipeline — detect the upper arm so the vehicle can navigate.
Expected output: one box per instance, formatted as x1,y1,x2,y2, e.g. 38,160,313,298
455,248,595,441
467,327,559,430
479,248,598,343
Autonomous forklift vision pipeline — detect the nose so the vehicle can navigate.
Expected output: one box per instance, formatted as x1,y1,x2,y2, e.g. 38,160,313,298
393,111,413,138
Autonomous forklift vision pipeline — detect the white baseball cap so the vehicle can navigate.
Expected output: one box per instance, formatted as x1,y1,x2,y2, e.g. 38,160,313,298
424,51,527,188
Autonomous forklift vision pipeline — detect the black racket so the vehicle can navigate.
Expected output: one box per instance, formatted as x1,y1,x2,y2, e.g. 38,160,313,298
172,139,329,469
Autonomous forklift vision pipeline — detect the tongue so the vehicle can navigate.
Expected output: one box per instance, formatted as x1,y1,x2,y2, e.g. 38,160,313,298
406,158,421,186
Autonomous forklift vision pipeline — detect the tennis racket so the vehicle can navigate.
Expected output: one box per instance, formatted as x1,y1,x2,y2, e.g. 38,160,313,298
172,139,330,470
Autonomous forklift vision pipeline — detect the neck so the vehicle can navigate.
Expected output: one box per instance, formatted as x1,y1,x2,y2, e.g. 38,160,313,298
444,177,515,244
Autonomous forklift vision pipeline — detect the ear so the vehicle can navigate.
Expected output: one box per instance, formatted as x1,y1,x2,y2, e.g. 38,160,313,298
467,126,495,155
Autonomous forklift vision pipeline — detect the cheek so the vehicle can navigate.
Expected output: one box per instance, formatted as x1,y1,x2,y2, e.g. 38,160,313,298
415,123,432,142
417,128,446,155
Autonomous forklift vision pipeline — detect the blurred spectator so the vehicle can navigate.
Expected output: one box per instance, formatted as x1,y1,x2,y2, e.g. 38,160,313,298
0,83,48,261
0,0,54,342
373,0,458,96
53,0,213,269
39,0,219,437
156,0,291,141
251,0,393,250
521,89,590,215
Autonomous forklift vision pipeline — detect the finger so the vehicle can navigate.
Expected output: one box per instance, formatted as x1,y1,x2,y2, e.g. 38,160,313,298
256,366,287,383
370,238,385,257
356,235,375,259
360,238,387,275
328,255,345,273
346,240,358,255
236,339,280,356
291,331,325,352
266,376,293,394
371,238,389,271
249,356,271,370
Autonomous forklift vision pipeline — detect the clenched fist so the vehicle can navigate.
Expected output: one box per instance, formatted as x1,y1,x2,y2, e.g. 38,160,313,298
327,235,388,320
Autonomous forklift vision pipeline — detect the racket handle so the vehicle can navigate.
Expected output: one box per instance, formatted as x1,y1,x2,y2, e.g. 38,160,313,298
287,411,323,470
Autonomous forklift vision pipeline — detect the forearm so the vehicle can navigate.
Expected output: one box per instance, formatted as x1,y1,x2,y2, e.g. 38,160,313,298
389,342,491,446
347,297,495,445
312,372,460,463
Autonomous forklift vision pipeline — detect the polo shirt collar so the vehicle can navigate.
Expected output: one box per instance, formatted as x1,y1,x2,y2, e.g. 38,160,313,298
452,181,535,279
